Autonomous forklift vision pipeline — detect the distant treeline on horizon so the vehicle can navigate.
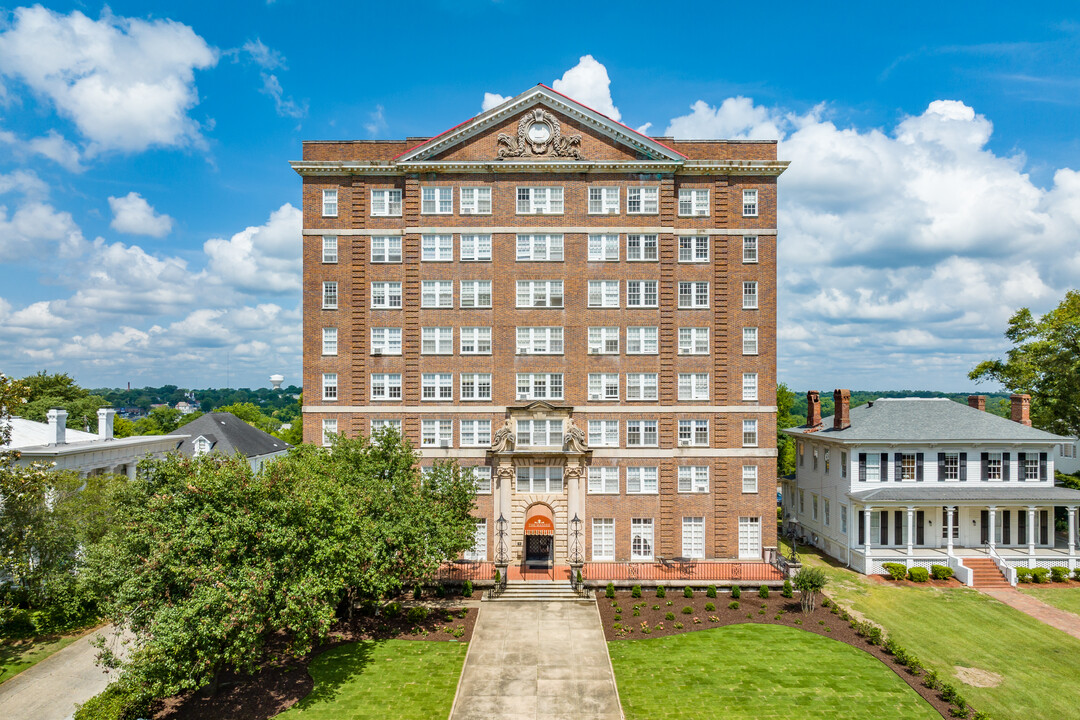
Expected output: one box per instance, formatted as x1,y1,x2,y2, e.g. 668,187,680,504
90,384,303,414
790,390,1013,421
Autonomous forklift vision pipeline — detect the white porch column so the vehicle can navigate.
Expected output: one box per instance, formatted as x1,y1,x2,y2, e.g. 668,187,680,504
906,506,915,558
988,506,997,550
127,463,137,481
863,505,873,556
946,506,955,555
1028,506,1037,556
1068,506,1076,557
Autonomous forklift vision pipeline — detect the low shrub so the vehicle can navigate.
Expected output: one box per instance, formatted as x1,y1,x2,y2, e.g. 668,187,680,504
413,584,423,600
758,585,769,598
907,567,929,583
730,585,741,599
631,585,642,598
462,580,473,597
681,606,693,615
406,606,429,623
1074,568,1080,581
882,562,908,581
705,602,715,612
922,669,940,689
606,582,616,598
384,601,402,618
683,586,694,598
1050,566,1070,583
74,682,147,720
632,609,640,617
433,584,446,598
728,601,740,610
656,586,666,598
1032,567,1051,584
652,605,660,611
782,579,793,598
931,564,954,580
673,621,684,629
706,585,717,598
1016,567,1032,583
665,612,675,621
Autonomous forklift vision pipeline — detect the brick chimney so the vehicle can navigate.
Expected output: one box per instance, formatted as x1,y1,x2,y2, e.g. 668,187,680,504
1010,394,1032,426
833,389,851,430
97,408,115,440
968,395,986,412
806,391,821,427
47,408,68,445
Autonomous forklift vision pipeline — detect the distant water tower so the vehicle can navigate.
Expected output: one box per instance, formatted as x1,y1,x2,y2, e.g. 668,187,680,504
270,374,284,390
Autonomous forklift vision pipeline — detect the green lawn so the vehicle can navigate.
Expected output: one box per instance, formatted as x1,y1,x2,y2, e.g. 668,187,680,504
1018,586,1080,616
274,640,467,719
609,624,937,720
0,631,90,684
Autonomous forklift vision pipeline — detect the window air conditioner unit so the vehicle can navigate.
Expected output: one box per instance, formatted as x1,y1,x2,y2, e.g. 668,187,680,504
517,392,529,400
372,349,382,356
679,439,690,447
678,348,688,355
589,348,598,354
440,441,450,448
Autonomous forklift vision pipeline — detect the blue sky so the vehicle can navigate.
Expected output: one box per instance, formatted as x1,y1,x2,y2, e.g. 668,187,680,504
1,1,1079,392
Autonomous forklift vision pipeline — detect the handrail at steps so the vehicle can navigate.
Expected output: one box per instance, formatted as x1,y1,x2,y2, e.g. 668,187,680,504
984,542,1018,586
946,555,973,587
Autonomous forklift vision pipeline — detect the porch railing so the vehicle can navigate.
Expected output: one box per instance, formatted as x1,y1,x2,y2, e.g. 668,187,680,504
434,561,494,583
946,555,974,587
583,561,782,583
985,543,1018,586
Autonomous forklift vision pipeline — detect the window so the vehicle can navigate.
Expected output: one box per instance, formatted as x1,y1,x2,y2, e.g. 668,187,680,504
626,280,659,308
682,517,705,559
824,498,831,526
420,187,453,214
813,447,819,470
866,453,881,481
588,373,620,401
943,452,960,480
459,280,492,308
371,236,401,263
588,234,619,261
626,187,658,214
517,419,563,447
841,452,848,478
626,374,658,400
322,281,338,309
460,327,491,355
743,236,758,263
322,373,337,401
743,327,758,355
421,327,453,355
626,420,658,447
588,280,620,308
812,494,819,521
798,441,804,466
517,280,564,308
678,419,709,446
798,489,805,514
985,452,1002,480
471,466,492,494
588,327,619,354
517,234,563,261
631,518,654,559
824,449,831,474
592,518,615,560
679,235,709,262
371,282,402,309
370,327,402,355
370,189,402,216
421,234,453,261
516,466,563,493
901,454,916,481
678,466,709,493
626,234,658,261
742,419,758,447
322,327,338,355
460,420,491,447
1024,455,1040,480
421,373,453,401
516,373,563,400
421,419,453,447
321,418,337,447
322,236,338,263
459,187,491,215
626,326,658,354
517,326,564,354
516,186,563,214
589,186,620,214
742,465,758,493
589,466,619,494
679,327,709,355
678,281,710,308
421,281,453,308
840,504,848,534
460,373,492,400
678,373,709,401
322,189,338,217
370,373,402,400
588,420,619,447
370,418,402,436
742,189,758,217
743,373,758,402
464,519,487,561
743,281,758,309
460,234,492,261
678,188,709,216
627,468,658,494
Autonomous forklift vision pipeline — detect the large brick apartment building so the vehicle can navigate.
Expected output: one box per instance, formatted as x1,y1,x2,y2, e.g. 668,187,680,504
292,85,787,566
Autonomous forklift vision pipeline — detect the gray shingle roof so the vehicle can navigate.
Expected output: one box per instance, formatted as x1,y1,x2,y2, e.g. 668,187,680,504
849,485,1080,504
783,398,1068,443
168,412,291,458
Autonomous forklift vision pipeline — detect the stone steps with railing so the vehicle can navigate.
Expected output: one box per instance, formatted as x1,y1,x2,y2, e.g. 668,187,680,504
485,580,592,602
964,558,1013,588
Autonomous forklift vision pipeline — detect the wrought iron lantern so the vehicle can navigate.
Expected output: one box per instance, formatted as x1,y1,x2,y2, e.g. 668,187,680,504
569,513,583,564
495,513,509,565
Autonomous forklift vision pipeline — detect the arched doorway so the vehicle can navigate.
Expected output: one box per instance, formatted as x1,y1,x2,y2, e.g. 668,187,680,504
524,503,554,568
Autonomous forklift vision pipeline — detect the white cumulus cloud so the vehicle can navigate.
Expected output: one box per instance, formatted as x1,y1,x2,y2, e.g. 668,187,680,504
551,55,621,121
108,192,174,237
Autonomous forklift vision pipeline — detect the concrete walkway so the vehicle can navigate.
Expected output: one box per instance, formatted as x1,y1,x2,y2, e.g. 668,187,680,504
449,601,622,720
0,625,126,720
981,588,1080,640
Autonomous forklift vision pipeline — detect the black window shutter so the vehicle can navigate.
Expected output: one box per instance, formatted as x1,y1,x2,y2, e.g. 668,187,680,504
879,511,889,545
1040,452,1048,480
1003,510,1011,545
980,510,989,544
1003,452,1010,481
1040,511,1049,545
959,452,967,481
858,511,865,545
916,453,924,481
895,453,903,482
1018,452,1026,481
881,453,889,481
981,452,989,481
859,453,867,482
894,511,902,545
916,511,925,545
1018,510,1027,544
937,452,946,481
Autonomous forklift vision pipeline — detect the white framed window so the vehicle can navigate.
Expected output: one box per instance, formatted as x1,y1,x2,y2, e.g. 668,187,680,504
679,327,709,355
517,234,563,261
421,281,453,308
824,498,831,526
678,281,710,308
743,236,758,263
1024,455,1040,480
588,466,619,494
517,326,564,354
460,327,491,355
985,452,1002,480
322,281,338,310
517,280,564,308
825,449,831,474
370,327,402,355
517,419,563,447
459,280,492,309
421,234,453,261
626,373,658,401
371,282,402,309
682,517,705,559
679,373,709,401
943,452,960,480
588,420,619,447
322,235,338,263
322,189,338,217
370,373,402,400
743,327,758,355
588,327,619,354
421,327,453,355
743,373,758,402
743,281,758,309
626,326,658,355
588,280,620,308
464,518,488,561
679,235,709,263
631,518,655,559
626,280,658,308
866,453,881,482
678,419,709,446
370,189,402,216
472,466,492,494
627,468,659,494
592,518,615,560
421,419,453,447
742,189,758,217
626,420,658,447
588,373,620,401
742,419,758,447
516,373,563,400
516,186,564,214
370,418,402,436
460,420,491,447
678,466,709,493
516,466,563,493
321,418,337,447
459,187,492,215
322,373,338,401
626,234,658,261
812,494,819,521
742,465,758,493
588,234,620,261
626,187,658,214
588,186,620,214
420,187,453,215
739,517,761,559
678,188,709,216
322,327,338,356
460,234,492,261
799,489,805,513
842,452,848,478
371,236,401,263
840,504,848,534
460,373,492,401
421,373,453,401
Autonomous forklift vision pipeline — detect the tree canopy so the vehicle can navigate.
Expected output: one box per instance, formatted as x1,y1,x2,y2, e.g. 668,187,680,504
776,383,797,476
19,371,111,433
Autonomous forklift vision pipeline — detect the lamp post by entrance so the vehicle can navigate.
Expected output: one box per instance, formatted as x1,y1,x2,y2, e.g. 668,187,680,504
569,513,584,592
494,513,509,593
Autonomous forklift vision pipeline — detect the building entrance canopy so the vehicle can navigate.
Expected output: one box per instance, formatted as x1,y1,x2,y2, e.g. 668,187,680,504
524,505,554,536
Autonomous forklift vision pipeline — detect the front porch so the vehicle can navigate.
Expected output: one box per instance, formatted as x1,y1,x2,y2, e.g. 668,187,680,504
851,546,1079,579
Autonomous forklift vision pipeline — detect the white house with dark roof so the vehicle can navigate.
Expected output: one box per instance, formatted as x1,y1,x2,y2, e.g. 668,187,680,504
781,390,1080,587
168,412,291,473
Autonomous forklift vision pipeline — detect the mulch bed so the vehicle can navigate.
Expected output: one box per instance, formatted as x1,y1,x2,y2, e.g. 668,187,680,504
868,574,963,588
598,590,957,719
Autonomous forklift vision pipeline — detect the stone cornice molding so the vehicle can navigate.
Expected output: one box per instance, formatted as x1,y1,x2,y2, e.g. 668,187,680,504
290,159,788,177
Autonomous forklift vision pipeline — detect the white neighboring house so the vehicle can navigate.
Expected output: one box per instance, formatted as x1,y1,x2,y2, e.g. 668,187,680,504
1054,437,1079,475
175,401,198,415
3,408,180,477
168,412,291,473
781,391,1080,586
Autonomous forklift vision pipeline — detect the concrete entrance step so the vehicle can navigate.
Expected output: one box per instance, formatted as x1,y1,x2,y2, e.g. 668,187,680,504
485,580,592,602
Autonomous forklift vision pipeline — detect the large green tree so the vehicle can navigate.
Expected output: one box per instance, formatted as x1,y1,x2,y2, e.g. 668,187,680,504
970,290,1080,437
19,371,111,433
776,383,798,476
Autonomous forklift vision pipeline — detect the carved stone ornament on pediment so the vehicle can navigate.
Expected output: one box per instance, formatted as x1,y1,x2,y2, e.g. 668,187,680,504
563,418,588,453
490,418,516,452
497,108,584,160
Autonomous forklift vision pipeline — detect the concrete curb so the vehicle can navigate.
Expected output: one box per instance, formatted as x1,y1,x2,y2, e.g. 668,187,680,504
592,598,626,720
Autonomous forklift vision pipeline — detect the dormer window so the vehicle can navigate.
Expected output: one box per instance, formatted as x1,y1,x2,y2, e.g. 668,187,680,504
194,436,211,457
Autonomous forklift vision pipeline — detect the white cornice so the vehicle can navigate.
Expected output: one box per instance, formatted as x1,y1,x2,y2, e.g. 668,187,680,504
304,405,777,414
289,159,788,177
302,227,777,236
